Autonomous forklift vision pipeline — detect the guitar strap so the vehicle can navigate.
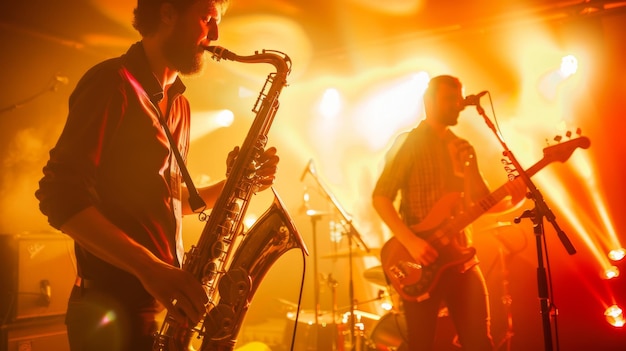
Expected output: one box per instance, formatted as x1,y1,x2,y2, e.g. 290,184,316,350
463,157,472,210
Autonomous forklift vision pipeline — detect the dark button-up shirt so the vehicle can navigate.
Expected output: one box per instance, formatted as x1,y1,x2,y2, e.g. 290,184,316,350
36,42,190,288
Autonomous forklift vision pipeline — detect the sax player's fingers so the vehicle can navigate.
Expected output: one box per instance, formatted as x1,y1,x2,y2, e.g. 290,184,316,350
184,284,210,321
225,146,240,176
258,176,276,187
259,147,279,165
262,146,278,157
256,164,278,178
169,295,205,325
166,297,189,324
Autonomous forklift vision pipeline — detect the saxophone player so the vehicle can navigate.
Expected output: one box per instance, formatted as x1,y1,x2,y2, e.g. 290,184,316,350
35,1,279,350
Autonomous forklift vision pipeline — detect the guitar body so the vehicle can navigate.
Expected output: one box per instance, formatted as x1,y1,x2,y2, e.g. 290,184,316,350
381,192,477,302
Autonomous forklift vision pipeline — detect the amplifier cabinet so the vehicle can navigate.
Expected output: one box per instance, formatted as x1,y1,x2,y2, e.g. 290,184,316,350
1,315,69,351
0,232,76,322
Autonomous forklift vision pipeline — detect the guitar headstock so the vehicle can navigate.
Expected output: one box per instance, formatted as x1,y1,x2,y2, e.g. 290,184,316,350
543,131,591,164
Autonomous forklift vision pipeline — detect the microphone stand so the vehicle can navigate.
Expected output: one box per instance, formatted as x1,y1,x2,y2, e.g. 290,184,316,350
473,103,576,351
305,160,370,351
308,211,323,349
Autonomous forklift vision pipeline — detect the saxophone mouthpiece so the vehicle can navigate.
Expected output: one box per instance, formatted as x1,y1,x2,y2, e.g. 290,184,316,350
204,45,236,61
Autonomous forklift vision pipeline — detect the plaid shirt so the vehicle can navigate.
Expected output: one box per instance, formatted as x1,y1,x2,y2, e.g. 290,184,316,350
373,121,481,256
374,121,467,225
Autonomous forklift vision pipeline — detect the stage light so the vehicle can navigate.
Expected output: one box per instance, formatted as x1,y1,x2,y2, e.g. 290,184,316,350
318,88,342,119
215,110,235,127
190,109,234,141
560,55,578,77
603,266,620,280
608,248,625,262
604,305,625,328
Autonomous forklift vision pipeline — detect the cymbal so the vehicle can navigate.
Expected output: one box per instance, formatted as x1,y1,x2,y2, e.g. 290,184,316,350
304,209,331,217
342,309,381,321
286,310,335,324
320,248,380,259
363,265,387,287
276,298,298,308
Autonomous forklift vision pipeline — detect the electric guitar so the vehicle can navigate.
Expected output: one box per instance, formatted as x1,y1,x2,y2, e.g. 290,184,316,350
381,136,590,301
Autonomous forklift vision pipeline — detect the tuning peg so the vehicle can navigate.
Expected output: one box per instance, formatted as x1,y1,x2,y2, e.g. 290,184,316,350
576,127,582,136
566,130,572,138
553,135,563,143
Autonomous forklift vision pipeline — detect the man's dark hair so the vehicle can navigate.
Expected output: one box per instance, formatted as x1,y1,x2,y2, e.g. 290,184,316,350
423,75,462,100
133,0,229,37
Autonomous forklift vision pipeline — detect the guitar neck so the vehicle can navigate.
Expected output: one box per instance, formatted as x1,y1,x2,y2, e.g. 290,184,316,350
449,158,547,233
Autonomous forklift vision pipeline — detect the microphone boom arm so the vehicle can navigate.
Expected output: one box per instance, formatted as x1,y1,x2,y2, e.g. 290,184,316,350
303,160,370,252
474,104,575,255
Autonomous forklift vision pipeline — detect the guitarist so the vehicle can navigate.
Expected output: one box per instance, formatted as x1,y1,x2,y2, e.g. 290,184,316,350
372,75,526,351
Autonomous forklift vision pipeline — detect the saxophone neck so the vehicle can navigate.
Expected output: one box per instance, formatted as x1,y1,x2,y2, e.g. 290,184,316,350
203,45,291,74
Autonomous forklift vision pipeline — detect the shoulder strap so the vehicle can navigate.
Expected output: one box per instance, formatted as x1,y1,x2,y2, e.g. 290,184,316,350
158,116,206,212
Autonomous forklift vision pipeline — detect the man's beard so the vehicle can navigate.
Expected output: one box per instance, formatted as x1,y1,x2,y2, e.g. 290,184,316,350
163,28,204,75
437,111,459,126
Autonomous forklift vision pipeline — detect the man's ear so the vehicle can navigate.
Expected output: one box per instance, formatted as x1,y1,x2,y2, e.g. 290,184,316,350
160,2,177,26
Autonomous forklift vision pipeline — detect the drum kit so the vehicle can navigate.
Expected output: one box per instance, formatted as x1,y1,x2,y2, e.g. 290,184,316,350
281,247,408,351
294,160,408,351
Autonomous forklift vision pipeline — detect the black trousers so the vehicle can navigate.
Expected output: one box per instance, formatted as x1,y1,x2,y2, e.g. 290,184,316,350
65,281,162,351
402,265,494,351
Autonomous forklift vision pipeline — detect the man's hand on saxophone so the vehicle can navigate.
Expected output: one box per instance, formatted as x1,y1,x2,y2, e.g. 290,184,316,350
155,144,279,328
256,146,280,191
136,259,209,326
226,145,280,192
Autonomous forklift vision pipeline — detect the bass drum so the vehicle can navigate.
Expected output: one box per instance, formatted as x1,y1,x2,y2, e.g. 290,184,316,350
368,312,408,351
283,310,337,351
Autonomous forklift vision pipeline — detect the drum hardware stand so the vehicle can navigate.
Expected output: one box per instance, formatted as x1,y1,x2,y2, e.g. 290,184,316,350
494,245,514,351
301,213,345,351
336,295,388,351
481,226,524,351
326,273,343,351
305,210,325,350
301,159,370,351
472,100,578,351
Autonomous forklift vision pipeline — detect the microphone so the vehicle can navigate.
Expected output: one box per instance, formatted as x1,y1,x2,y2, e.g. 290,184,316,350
463,90,488,107
300,159,312,182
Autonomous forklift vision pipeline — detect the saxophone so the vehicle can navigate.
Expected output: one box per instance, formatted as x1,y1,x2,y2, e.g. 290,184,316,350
153,46,308,351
